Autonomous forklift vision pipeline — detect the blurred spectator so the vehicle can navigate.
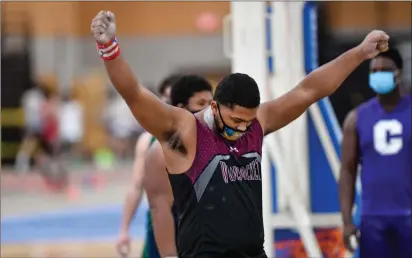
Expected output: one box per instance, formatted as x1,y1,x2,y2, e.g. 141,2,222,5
15,85,68,188
104,90,142,159
39,89,69,190
15,85,46,173
22,86,45,135
40,88,60,154
59,93,84,157
103,74,181,159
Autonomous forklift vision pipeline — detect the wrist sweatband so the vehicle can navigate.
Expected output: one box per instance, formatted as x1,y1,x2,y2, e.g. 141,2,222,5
96,37,120,61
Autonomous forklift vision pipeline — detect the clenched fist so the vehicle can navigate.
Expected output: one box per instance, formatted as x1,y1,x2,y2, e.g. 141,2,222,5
116,232,131,258
91,11,117,45
359,30,390,60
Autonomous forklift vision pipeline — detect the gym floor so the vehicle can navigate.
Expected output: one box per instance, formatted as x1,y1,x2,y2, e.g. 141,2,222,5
1,170,147,258
1,168,347,258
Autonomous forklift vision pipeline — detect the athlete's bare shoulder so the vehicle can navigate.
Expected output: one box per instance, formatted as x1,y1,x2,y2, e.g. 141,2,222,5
343,109,357,130
150,140,163,155
139,131,154,143
146,141,165,165
342,109,358,144
135,131,154,156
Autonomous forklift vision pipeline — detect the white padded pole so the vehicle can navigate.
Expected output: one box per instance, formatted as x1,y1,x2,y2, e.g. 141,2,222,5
269,2,322,257
230,2,273,256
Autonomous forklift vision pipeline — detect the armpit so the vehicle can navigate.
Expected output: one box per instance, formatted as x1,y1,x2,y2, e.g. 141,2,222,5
163,130,187,155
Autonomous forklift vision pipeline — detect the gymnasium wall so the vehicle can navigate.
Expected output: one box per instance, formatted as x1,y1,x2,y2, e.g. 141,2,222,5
2,2,411,87
2,2,232,88
324,1,411,38
1,2,410,159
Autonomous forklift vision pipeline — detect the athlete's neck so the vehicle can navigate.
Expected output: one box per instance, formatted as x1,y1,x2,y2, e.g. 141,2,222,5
377,87,401,107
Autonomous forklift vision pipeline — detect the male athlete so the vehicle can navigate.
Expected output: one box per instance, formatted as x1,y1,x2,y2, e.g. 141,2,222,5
117,75,213,257
143,75,213,257
116,74,181,257
339,48,411,258
92,10,389,258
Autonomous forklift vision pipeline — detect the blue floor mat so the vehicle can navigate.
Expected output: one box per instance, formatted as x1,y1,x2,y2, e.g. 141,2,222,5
1,203,148,243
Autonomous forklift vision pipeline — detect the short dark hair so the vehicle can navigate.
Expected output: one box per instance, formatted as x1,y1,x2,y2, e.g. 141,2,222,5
170,75,213,106
214,73,260,108
158,74,183,95
377,48,403,70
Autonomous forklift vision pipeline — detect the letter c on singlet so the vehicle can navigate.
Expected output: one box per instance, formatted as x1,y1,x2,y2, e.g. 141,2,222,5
373,119,403,155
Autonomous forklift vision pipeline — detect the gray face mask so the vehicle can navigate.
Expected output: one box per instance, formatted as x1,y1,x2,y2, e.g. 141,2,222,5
204,107,215,129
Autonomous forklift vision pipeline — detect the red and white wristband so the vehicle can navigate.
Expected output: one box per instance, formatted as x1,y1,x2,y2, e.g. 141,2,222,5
96,37,121,61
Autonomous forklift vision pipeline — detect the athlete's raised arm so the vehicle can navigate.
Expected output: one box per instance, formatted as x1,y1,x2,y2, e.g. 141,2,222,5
338,110,360,252
91,11,191,140
258,30,389,135
143,142,177,257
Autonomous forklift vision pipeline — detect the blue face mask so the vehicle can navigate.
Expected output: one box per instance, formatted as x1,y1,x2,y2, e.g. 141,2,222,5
369,71,396,95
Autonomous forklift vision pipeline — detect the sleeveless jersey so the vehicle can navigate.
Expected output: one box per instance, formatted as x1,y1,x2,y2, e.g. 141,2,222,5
150,135,156,146
356,95,411,215
169,118,266,258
